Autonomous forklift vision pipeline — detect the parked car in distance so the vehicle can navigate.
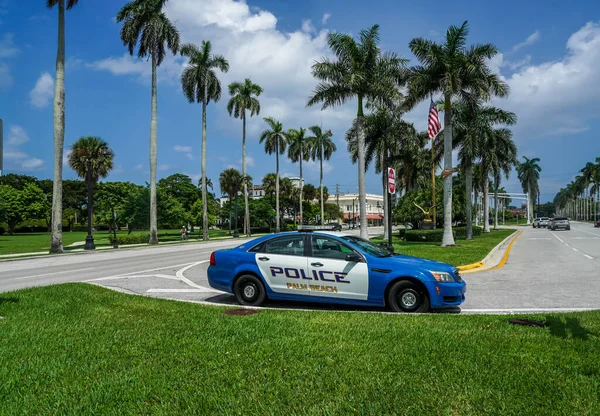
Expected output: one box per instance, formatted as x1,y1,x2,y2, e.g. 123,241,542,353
533,218,541,228
327,222,342,231
595,220,600,228
548,216,570,231
540,217,549,228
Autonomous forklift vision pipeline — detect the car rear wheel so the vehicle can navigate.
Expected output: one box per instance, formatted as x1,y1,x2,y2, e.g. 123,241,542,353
387,281,430,313
234,275,266,306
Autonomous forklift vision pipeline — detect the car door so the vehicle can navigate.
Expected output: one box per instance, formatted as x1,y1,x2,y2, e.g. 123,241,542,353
254,234,311,297
307,235,369,300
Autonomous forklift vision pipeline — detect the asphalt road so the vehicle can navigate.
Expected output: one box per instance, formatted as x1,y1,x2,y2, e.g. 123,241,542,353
1,223,599,314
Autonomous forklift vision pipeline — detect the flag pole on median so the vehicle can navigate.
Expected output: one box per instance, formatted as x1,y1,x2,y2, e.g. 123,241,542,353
428,96,442,228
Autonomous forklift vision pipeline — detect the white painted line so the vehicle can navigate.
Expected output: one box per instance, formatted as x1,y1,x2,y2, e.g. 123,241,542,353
565,244,570,247
550,233,565,244
572,248,579,252
461,307,596,313
175,261,210,289
571,236,599,240
9,267,95,281
584,255,594,260
571,228,600,237
86,262,196,282
146,288,216,293
527,237,551,240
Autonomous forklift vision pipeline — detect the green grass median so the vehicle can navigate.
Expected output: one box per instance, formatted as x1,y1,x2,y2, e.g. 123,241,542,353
0,284,598,414
0,229,237,255
372,228,516,266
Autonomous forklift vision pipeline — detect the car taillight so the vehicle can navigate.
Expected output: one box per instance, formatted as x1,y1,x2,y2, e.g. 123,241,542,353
209,252,216,266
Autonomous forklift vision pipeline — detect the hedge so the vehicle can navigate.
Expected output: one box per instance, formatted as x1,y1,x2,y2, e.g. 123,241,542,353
108,233,150,245
405,226,483,242
454,226,482,239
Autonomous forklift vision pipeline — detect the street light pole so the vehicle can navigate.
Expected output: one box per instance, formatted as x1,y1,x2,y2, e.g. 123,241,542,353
84,157,95,250
233,191,239,238
112,207,118,249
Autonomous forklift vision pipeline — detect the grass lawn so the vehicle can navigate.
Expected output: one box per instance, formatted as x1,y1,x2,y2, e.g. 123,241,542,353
0,229,238,255
372,228,516,266
1,284,598,414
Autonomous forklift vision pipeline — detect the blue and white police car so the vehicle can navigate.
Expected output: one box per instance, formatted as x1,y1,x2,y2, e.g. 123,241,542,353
207,226,466,313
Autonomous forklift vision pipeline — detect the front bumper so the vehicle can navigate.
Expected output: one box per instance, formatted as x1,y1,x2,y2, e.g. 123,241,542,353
424,280,467,308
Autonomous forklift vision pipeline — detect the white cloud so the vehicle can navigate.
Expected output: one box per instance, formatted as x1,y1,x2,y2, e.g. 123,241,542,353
112,165,124,174
0,62,11,88
506,55,531,70
322,13,331,24
0,33,18,58
4,151,27,160
301,19,315,34
20,158,44,170
512,30,540,52
62,149,72,166
8,125,28,145
88,53,184,84
305,159,333,176
158,164,176,171
493,21,600,139
133,163,143,171
174,144,194,160
246,155,255,167
30,72,54,108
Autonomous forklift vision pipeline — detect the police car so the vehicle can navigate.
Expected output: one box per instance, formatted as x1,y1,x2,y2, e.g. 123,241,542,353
207,226,466,313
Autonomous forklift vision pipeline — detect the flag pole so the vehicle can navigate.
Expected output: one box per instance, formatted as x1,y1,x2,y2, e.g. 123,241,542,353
432,136,436,229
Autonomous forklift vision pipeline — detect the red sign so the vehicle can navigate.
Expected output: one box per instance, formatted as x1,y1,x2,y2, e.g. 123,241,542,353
388,168,396,194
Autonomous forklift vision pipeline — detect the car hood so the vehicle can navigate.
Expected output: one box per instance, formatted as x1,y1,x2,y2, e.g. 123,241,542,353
380,254,456,273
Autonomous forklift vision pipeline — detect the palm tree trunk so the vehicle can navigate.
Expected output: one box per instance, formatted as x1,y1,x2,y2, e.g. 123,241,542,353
299,146,303,225
148,52,159,244
441,96,455,246
465,161,473,240
201,95,209,241
275,140,280,233
483,174,490,233
474,188,479,227
493,177,499,231
357,96,368,239
50,0,66,254
242,113,251,236
320,145,324,226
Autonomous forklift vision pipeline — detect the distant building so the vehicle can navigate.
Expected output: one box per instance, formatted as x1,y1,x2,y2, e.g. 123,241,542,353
336,193,384,226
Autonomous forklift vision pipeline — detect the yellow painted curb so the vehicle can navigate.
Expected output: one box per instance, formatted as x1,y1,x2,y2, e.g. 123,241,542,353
487,230,524,271
457,261,485,271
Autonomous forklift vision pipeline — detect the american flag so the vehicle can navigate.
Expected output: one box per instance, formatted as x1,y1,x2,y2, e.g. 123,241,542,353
428,99,441,140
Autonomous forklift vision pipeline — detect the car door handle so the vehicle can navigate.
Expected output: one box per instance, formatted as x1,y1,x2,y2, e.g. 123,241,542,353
258,256,270,261
311,262,323,267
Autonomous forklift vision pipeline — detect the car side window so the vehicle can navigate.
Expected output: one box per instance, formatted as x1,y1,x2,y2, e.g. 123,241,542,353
311,235,354,260
264,235,305,257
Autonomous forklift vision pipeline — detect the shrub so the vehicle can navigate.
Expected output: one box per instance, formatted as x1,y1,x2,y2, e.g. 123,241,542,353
250,227,271,234
72,225,87,232
109,233,150,245
397,229,406,240
285,224,297,231
405,229,454,242
454,226,482,239
0,227,5,235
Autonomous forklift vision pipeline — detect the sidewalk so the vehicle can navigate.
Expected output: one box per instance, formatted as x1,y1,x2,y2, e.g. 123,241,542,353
459,229,523,274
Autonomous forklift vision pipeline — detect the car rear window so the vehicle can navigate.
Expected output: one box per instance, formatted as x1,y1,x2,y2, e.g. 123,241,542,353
554,217,568,221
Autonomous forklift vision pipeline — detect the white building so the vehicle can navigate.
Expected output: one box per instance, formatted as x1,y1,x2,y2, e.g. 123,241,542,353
335,193,385,226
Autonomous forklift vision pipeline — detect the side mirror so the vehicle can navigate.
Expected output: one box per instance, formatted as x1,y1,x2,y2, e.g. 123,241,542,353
379,242,394,253
345,253,362,263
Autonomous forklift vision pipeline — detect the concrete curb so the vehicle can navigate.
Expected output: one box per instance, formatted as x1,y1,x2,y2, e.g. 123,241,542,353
459,229,523,274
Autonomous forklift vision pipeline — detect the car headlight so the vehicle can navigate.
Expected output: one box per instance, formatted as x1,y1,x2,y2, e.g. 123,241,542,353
431,271,455,283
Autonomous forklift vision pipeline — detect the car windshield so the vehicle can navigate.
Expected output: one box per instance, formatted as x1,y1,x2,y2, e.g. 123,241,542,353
341,236,392,258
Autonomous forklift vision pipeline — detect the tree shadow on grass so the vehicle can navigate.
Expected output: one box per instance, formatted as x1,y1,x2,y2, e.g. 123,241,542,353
0,297,19,306
545,315,595,341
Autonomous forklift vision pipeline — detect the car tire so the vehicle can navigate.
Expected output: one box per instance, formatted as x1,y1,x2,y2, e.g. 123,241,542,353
567,226,570,231
387,281,430,313
234,275,267,306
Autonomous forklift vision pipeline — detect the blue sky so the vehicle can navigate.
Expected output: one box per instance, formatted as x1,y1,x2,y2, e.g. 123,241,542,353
1,0,599,202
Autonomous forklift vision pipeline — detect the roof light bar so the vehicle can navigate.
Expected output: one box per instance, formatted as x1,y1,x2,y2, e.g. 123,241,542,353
297,225,338,231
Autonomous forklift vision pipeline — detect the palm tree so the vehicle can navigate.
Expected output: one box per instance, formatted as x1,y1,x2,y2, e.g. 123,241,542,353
307,125,336,225
68,137,115,182
486,129,517,231
303,183,317,201
227,79,263,236
180,41,229,241
407,21,508,246
219,168,250,237
516,156,542,223
287,128,310,225
307,24,407,238
260,117,287,232
346,106,416,238
117,0,180,244
67,136,114,231
449,100,517,238
47,0,80,253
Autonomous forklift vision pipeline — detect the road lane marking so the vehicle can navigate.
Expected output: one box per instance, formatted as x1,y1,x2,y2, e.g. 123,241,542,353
146,288,216,293
8,267,95,281
460,308,597,313
175,261,209,289
571,227,600,237
551,233,565,244
571,236,599,240
86,262,197,281
527,237,551,240
584,255,594,259
572,248,579,252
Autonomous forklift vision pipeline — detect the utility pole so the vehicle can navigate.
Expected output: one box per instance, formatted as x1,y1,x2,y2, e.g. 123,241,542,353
336,184,340,224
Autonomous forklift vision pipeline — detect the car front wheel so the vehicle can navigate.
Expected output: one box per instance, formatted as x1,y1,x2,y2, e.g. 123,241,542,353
234,275,267,306
387,281,430,313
